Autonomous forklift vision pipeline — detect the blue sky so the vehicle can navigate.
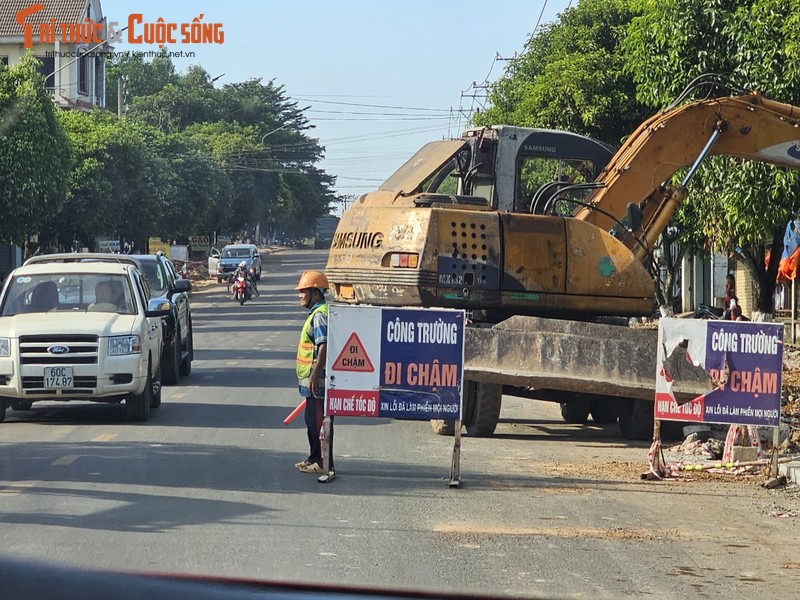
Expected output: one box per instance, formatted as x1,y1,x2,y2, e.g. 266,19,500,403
100,0,575,211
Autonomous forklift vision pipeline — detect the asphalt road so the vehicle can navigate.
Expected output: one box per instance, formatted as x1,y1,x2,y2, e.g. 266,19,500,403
1,248,799,600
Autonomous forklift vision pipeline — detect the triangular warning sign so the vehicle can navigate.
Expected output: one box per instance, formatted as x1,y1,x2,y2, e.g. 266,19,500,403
332,332,375,372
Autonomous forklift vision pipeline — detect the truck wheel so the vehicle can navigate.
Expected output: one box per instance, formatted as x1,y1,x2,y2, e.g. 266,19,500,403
590,398,619,423
464,381,502,437
430,419,456,436
162,332,180,385
0,399,7,423
560,400,591,424
179,324,193,377
127,364,152,422
11,400,33,411
618,398,653,440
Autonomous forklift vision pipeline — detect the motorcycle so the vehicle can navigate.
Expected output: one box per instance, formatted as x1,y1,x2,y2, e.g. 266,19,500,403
692,304,725,319
692,303,749,321
231,274,250,305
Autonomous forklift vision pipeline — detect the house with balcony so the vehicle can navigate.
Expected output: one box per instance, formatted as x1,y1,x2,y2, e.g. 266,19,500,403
0,0,108,110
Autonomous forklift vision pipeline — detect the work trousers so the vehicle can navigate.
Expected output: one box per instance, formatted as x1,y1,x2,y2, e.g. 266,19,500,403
304,395,334,469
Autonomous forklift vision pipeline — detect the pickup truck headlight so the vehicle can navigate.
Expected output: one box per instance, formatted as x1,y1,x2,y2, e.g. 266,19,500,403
0,338,9,357
108,335,142,355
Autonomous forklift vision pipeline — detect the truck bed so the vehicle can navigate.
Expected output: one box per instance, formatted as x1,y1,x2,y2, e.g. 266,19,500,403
464,316,704,402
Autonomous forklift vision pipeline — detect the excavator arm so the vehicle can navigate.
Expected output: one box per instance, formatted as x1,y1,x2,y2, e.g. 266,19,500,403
574,93,800,262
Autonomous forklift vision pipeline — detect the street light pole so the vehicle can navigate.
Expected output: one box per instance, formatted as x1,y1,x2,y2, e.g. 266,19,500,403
46,25,127,84
261,123,290,143
202,73,225,88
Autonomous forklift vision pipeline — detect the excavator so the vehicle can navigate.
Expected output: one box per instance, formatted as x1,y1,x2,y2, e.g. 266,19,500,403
324,81,800,439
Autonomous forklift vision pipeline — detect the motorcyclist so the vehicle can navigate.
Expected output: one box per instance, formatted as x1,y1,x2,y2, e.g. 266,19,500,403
229,261,256,300
247,266,260,297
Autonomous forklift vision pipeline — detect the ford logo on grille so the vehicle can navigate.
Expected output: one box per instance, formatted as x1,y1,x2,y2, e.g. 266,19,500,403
47,345,70,354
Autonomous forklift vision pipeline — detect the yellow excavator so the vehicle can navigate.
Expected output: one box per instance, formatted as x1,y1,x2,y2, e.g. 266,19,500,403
325,85,800,439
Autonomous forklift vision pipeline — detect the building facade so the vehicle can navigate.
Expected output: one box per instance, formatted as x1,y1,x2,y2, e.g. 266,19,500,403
0,0,108,110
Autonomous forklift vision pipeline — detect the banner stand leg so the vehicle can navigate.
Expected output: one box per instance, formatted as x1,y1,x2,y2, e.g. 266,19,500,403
643,419,665,480
449,420,462,488
318,416,336,484
770,426,780,479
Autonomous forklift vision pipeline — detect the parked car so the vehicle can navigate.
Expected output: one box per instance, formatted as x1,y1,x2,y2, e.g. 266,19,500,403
0,256,169,422
19,252,194,386
129,253,194,385
215,244,262,283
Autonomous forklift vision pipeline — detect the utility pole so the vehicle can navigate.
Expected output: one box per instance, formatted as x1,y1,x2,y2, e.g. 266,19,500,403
117,75,125,119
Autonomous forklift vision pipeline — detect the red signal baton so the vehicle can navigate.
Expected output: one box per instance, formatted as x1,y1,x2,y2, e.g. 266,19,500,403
283,399,306,425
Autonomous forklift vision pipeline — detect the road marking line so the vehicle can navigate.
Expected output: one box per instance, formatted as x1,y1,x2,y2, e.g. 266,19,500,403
92,434,117,442
52,455,80,466
0,482,34,496
225,361,238,366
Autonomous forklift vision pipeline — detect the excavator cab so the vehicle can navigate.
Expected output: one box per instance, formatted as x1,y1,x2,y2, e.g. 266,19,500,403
326,125,656,322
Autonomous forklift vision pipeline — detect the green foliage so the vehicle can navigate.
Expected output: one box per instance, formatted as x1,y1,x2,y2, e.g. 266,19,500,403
18,54,340,250
476,0,648,147
116,68,336,242
105,51,179,116
126,67,226,133
51,110,171,250
156,132,231,237
624,0,800,312
0,54,71,246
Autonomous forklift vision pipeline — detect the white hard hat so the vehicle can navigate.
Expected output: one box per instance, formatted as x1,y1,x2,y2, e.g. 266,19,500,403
239,261,247,268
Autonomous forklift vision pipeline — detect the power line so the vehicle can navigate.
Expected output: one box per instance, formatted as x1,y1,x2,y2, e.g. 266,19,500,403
293,97,450,112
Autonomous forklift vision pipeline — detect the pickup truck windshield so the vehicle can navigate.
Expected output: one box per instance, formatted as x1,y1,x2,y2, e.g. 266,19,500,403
1,274,136,316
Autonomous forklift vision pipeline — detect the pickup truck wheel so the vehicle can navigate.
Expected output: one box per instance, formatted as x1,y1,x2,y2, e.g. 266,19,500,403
162,331,180,386
179,325,193,376
0,399,7,423
11,400,33,411
127,364,152,422
430,419,456,436
560,400,591,423
618,398,654,440
464,381,502,437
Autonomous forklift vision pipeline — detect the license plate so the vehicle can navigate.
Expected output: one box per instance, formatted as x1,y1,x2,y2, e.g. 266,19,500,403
44,366,73,388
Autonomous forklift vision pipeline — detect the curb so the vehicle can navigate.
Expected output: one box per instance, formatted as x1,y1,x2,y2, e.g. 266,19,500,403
779,461,800,483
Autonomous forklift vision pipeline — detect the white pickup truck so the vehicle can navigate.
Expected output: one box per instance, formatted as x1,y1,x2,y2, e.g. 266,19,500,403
0,259,170,422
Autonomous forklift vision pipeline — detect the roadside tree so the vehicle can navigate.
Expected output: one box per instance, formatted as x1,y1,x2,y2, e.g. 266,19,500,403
0,54,70,249
624,0,800,316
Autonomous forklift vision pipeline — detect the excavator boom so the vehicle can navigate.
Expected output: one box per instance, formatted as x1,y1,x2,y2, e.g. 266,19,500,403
576,93,800,261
